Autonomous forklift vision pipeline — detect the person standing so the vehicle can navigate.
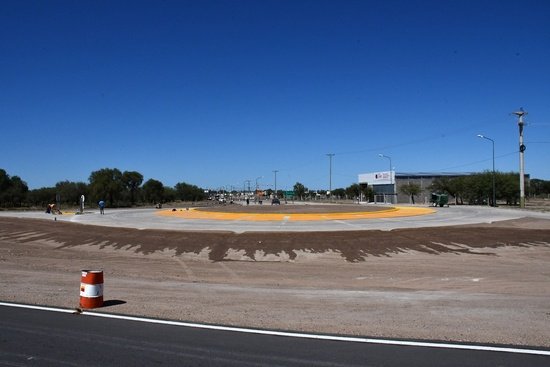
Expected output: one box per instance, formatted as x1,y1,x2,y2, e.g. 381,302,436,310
98,200,105,215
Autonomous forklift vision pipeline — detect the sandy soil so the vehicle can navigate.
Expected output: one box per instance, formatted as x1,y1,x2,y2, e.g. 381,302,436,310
1,216,549,347
195,203,389,214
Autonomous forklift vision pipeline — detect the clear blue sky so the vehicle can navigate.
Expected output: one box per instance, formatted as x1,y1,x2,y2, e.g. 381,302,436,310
2,0,549,191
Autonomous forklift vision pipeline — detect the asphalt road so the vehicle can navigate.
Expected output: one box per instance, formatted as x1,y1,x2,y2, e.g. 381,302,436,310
1,305,549,367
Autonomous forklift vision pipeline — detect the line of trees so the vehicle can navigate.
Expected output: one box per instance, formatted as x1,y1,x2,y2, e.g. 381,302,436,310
0,168,206,208
429,171,550,206
3,167,550,209
0,169,28,208
292,182,374,201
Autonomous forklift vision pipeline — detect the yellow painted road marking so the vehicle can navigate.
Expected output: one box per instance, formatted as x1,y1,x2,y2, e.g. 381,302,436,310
157,206,435,222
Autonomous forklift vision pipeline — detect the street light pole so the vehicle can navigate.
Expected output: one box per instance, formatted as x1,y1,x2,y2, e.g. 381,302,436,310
255,176,263,204
512,108,527,209
477,134,496,207
255,176,262,191
273,170,278,197
378,154,394,204
326,153,334,200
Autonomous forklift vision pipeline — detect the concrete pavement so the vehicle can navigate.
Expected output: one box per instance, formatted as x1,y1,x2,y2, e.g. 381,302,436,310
1,205,549,233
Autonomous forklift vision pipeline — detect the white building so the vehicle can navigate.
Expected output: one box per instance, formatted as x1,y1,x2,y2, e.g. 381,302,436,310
358,171,472,204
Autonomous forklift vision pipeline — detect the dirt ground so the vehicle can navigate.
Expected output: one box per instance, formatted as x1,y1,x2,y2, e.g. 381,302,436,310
1,215,550,347
195,203,389,214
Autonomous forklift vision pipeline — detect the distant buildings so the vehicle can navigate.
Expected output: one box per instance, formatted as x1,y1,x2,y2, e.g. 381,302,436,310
358,171,472,204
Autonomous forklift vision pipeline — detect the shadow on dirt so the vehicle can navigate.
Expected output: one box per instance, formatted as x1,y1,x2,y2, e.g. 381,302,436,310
1,218,549,262
102,300,126,307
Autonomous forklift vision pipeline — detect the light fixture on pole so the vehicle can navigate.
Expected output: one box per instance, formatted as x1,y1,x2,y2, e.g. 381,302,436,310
477,134,496,207
512,108,527,209
378,154,394,204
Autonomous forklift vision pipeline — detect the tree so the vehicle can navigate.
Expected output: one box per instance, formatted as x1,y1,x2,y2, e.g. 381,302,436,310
142,179,164,204
331,188,345,199
399,183,422,204
496,172,520,205
122,171,143,205
345,183,361,199
55,181,88,206
529,178,550,197
431,172,523,206
174,182,205,201
0,169,11,193
163,187,178,203
345,183,373,202
0,169,13,206
293,182,307,200
0,169,29,207
5,176,28,207
89,168,124,206
431,176,467,205
27,187,56,207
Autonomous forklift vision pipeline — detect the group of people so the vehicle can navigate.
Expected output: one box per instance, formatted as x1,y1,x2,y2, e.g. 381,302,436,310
45,203,61,215
46,200,105,215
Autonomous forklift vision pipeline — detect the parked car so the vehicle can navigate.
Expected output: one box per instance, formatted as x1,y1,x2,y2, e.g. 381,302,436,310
271,197,280,205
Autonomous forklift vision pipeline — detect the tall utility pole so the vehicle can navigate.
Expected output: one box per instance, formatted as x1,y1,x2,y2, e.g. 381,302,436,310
512,108,527,208
273,170,278,196
477,134,496,207
326,153,335,199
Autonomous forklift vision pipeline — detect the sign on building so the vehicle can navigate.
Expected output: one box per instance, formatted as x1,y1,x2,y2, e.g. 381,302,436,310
358,171,395,186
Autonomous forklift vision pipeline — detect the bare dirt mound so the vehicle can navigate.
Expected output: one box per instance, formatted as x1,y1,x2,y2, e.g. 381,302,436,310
195,204,388,214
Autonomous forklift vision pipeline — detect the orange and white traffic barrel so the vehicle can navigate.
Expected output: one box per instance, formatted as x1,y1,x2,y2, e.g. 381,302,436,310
80,270,104,308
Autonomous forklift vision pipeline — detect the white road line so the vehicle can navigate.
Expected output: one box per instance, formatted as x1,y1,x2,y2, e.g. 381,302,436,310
1,302,549,356
1,302,77,314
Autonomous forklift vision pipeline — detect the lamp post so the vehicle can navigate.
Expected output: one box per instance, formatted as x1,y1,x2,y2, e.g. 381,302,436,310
326,153,334,200
255,176,263,204
378,154,394,204
512,108,527,208
477,134,496,207
255,176,262,191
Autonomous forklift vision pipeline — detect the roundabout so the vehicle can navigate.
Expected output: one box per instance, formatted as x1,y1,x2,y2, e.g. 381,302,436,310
157,204,435,221
1,204,550,233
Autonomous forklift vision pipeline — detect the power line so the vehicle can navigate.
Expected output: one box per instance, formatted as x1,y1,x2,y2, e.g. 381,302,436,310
333,121,483,156
434,151,517,171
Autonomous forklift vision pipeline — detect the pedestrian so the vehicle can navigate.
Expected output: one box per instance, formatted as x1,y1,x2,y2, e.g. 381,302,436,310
246,198,250,205
98,200,105,215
